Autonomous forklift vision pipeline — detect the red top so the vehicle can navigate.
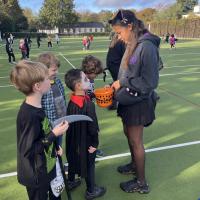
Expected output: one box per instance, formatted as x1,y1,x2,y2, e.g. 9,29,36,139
70,94,90,108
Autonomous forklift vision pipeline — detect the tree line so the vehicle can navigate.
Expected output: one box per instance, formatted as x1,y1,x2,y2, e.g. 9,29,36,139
0,0,199,34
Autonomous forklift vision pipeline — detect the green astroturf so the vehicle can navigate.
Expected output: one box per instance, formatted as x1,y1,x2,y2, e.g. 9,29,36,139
0,37,200,199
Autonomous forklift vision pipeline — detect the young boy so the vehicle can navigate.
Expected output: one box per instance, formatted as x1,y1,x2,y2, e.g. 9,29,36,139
19,39,27,59
65,69,106,200
10,60,69,200
6,38,16,63
81,55,104,158
170,34,176,49
37,52,67,146
47,35,53,48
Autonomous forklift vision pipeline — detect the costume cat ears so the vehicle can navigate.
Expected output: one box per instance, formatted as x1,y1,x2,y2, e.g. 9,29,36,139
108,9,136,26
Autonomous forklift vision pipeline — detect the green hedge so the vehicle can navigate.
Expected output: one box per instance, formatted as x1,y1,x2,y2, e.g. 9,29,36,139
4,32,47,38
59,32,110,37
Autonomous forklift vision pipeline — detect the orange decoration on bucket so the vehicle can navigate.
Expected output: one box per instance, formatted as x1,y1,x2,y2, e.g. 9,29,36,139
94,87,114,108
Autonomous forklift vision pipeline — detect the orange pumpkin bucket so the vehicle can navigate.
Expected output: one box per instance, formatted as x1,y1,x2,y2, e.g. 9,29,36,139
94,87,114,108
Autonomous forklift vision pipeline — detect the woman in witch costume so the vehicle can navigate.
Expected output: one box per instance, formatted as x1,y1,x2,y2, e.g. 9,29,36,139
64,69,106,200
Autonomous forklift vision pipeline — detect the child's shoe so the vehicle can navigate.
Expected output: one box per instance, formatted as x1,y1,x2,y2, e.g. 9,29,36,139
96,149,104,158
85,186,106,200
67,178,81,190
120,178,150,194
117,162,136,175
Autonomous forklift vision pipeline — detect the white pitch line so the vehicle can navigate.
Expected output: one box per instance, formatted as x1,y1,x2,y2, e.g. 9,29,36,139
160,71,200,77
1,71,200,88
164,64,200,69
0,44,6,48
0,64,198,80
0,172,17,179
0,76,9,79
1,140,200,179
165,52,200,57
59,53,76,69
0,84,13,88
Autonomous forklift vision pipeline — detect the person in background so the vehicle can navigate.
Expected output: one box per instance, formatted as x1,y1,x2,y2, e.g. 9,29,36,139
48,35,53,48
37,34,42,48
6,38,15,64
106,33,126,110
19,39,27,60
169,34,176,49
55,34,60,45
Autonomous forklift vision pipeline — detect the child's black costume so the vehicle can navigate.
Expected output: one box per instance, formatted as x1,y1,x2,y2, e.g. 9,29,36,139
17,102,60,200
6,42,15,63
66,94,99,193
106,40,125,81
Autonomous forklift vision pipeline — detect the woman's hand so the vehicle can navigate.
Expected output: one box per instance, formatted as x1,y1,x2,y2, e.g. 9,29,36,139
111,80,121,91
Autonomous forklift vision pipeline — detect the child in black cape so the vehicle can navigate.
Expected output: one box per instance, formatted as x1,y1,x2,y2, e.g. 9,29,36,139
64,69,106,200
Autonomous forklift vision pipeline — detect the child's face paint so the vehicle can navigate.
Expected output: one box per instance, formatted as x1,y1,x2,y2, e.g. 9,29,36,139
81,72,90,90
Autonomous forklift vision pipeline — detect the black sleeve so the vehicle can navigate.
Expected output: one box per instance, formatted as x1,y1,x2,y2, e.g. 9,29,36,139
86,102,99,148
20,117,56,159
120,43,159,94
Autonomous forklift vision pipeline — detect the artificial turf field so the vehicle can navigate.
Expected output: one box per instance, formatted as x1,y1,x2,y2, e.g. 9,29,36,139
0,36,200,200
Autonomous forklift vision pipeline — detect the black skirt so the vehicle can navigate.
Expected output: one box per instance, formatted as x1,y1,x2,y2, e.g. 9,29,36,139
117,97,156,127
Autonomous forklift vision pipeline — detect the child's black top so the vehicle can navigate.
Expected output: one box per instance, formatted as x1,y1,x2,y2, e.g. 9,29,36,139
6,43,13,54
16,102,57,188
66,94,99,177
106,40,126,74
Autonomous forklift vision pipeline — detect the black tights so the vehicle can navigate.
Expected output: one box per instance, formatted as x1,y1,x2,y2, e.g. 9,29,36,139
123,123,145,183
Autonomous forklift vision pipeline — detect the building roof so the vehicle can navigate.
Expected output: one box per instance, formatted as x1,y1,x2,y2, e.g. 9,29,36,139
69,22,105,28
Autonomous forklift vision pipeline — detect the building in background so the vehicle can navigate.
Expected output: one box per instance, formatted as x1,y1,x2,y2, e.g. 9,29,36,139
38,22,105,35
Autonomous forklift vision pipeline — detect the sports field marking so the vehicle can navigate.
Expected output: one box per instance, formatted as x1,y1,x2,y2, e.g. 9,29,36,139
160,71,200,77
0,44,6,48
1,71,200,88
59,53,76,69
0,84,13,88
1,140,200,179
164,52,200,57
0,76,9,79
164,64,200,69
160,86,200,108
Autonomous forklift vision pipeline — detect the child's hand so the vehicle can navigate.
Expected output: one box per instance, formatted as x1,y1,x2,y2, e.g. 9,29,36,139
56,146,63,156
52,121,69,136
104,85,111,88
88,146,96,153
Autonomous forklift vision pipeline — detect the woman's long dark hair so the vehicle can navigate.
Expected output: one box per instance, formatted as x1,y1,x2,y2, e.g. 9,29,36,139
109,10,148,69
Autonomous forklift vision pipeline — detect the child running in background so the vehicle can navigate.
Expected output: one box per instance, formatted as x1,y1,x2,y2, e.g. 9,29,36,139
81,55,104,158
82,36,88,50
6,38,15,64
65,69,106,200
55,34,60,45
10,60,69,200
19,39,27,59
169,34,176,49
48,35,53,48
